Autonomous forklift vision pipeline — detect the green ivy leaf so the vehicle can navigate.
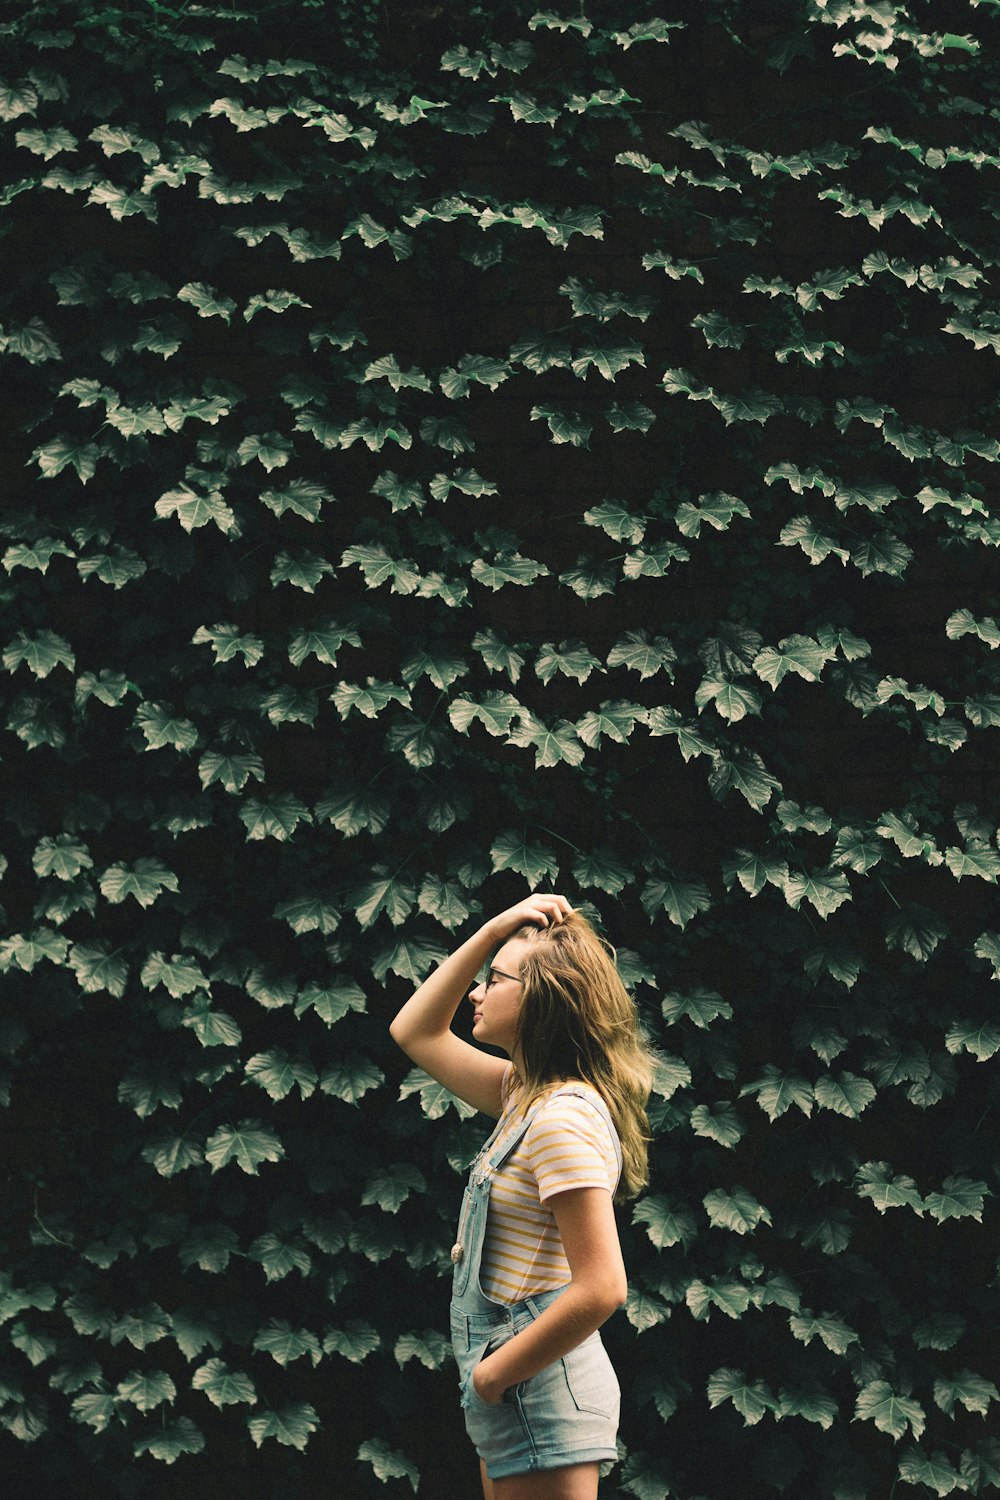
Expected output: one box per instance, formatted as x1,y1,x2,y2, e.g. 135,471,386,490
417,875,475,929
362,1163,427,1213
325,1322,381,1362
632,1195,698,1250
933,1369,999,1417
135,703,199,753
490,830,560,887
100,858,179,908
612,17,685,47
529,404,592,446
754,635,836,688
740,1067,814,1121
854,1380,925,1441
178,1224,240,1273
192,1359,256,1408
31,436,101,483
662,990,733,1028
814,1071,877,1119
32,835,93,881
358,1437,419,1493
3,629,75,679
67,941,128,996
117,1370,176,1412
177,281,236,321
3,537,75,574
690,1103,745,1149
641,876,712,929
248,1232,312,1282
371,936,446,985
245,1051,317,1102
248,1402,319,1450
722,848,789,897
192,623,264,667
319,1055,384,1105
703,1186,771,1235
570,848,632,896
0,924,68,972
783,868,851,919
791,1309,859,1356
923,1176,987,1223
707,1368,777,1425
205,1120,284,1175
132,1417,204,1464
154,484,236,534
709,749,781,811
352,869,417,928
472,550,549,590
394,1329,450,1370
855,1161,925,1215
779,514,850,566
398,1067,477,1120
270,549,335,592
685,1278,751,1321
259,478,334,522
239,793,312,842
196,751,264,794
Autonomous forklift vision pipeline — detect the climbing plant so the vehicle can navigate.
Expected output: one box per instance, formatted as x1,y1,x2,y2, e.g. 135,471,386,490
1,0,999,1495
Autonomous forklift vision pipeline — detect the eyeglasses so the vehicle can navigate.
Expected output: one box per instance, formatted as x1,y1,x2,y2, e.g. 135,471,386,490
483,966,523,989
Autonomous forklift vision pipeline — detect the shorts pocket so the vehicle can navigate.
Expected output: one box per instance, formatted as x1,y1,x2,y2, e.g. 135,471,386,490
459,1326,514,1410
561,1335,619,1419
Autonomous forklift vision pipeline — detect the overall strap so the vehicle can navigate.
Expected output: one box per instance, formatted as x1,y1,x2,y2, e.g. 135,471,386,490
485,1097,548,1172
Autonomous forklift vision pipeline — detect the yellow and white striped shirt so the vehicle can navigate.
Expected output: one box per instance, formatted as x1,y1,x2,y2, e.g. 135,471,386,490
480,1066,621,1303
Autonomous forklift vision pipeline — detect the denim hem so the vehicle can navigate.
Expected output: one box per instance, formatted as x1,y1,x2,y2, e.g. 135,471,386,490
485,1446,619,1480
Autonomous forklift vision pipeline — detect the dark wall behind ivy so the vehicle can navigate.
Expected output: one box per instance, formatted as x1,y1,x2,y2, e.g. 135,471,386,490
1,1,999,1496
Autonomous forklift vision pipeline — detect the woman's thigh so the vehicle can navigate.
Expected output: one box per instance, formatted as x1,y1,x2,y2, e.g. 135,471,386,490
491,1461,600,1500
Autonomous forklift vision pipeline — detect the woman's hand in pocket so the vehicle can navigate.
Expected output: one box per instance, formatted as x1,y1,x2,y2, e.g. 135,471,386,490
472,1355,507,1406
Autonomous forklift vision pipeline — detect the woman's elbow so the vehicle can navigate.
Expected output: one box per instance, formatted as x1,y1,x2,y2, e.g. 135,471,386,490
580,1274,628,1320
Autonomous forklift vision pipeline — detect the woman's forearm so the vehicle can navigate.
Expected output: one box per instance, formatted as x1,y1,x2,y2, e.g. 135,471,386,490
388,919,500,1051
474,1280,625,1402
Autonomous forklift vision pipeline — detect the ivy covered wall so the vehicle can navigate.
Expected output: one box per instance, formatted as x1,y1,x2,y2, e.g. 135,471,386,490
1,1,999,1495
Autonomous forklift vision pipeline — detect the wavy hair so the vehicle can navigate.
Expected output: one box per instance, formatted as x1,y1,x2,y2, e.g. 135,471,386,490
506,910,654,1199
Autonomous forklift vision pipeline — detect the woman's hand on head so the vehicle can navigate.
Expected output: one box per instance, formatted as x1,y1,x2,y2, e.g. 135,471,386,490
486,894,573,944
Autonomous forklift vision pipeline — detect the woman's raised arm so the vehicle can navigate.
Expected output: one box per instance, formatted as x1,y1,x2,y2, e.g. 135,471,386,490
387,894,572,1117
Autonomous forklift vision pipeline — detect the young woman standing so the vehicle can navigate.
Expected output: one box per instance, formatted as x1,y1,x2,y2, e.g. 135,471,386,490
389,893,654,1499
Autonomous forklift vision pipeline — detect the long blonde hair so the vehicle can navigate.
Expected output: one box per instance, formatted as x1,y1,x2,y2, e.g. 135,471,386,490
508,910,654,1199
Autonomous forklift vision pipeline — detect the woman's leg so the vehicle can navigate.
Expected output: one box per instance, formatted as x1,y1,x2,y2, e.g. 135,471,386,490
480,1459,497,1500
492,1462,601,1500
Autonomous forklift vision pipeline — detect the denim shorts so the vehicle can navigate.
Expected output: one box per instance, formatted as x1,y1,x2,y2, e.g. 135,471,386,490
451,1288,620,1481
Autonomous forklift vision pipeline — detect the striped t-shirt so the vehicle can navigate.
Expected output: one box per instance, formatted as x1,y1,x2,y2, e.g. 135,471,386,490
480,1067,622,1303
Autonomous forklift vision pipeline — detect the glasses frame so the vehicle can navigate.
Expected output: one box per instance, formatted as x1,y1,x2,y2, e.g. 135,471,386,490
483,966,523,986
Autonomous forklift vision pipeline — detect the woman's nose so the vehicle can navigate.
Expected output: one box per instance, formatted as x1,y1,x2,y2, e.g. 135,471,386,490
468,981,483,1003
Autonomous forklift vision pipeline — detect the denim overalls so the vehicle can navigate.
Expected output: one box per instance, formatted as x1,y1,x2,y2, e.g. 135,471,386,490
449,1085,623,1481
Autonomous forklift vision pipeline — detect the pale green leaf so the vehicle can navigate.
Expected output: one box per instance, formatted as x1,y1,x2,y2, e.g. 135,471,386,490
248,1403,319,1450
205,1120,284,1175
132,1417,204,1464
703,1186,771,1235
192,1359,256,1408
707,1368,776,1425
854,1380,925,1441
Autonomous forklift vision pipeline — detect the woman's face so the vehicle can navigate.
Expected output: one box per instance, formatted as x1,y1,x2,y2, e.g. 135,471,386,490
467,938,531,1055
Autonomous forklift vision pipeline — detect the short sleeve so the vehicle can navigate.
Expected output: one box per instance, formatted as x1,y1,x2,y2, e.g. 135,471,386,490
499,1062,517,1110
523,1091,619,1203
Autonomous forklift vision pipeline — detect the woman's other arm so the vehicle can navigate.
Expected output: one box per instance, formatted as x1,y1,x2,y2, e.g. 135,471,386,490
387,894,571,1117
471,1185,627,1402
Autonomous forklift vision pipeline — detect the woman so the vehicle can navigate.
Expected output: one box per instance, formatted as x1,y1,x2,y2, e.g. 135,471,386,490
389,893,654,1500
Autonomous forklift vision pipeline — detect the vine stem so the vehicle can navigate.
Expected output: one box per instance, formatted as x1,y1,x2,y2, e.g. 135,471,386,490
534,823,583,855
33,1191,73,1247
